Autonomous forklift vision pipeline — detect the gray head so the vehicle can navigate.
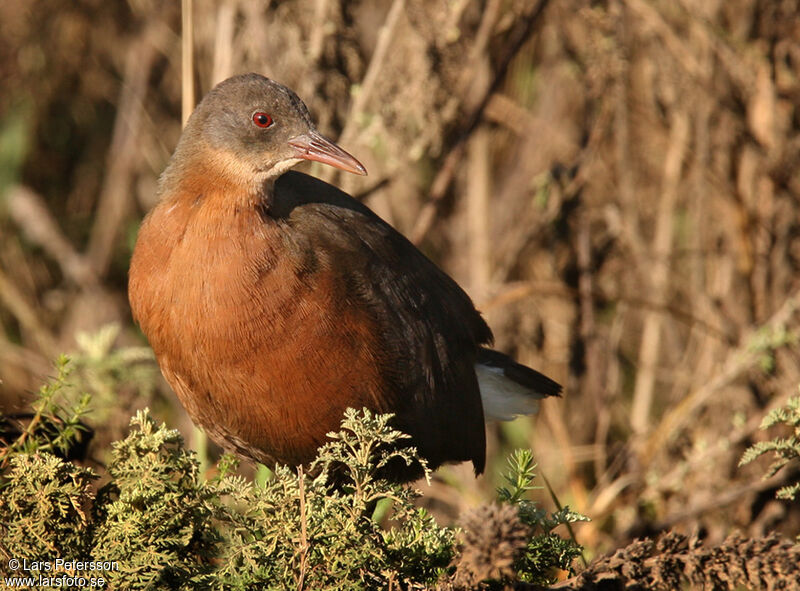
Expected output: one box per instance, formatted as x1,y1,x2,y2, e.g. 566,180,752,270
173,73,366,183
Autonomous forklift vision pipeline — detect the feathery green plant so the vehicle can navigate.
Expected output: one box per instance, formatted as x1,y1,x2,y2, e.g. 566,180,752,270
740,395,800,504
0,355,92,471
497,449,588,585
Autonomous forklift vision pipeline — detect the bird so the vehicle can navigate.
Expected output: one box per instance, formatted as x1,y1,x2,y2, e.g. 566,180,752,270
129,73,561,482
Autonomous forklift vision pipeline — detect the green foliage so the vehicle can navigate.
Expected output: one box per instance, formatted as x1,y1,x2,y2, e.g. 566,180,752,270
0,453,96,561
740,395,800,503
748,326,799,373
1,365,585,590
202,408,455,590
0,97,32,195
0,355,92,469
70,324,159,421
497,449,588,585
91,411,221,589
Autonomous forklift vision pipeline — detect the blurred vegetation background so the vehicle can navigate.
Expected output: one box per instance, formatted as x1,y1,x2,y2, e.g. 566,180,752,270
1,0,798,559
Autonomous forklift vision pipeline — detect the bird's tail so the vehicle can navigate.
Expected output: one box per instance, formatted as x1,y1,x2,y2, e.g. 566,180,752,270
475,348,561,421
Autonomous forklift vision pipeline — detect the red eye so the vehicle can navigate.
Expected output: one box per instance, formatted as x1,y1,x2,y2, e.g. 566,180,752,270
252,112,273,128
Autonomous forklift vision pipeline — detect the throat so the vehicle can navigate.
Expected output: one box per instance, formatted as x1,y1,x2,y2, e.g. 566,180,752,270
160,146,281,213
165,173,274,218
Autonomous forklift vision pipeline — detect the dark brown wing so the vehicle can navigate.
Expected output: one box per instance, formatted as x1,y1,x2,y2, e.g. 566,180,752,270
273,171,492,475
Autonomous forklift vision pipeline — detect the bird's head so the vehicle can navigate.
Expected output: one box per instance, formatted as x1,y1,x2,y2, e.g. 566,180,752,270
171,73,366,190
